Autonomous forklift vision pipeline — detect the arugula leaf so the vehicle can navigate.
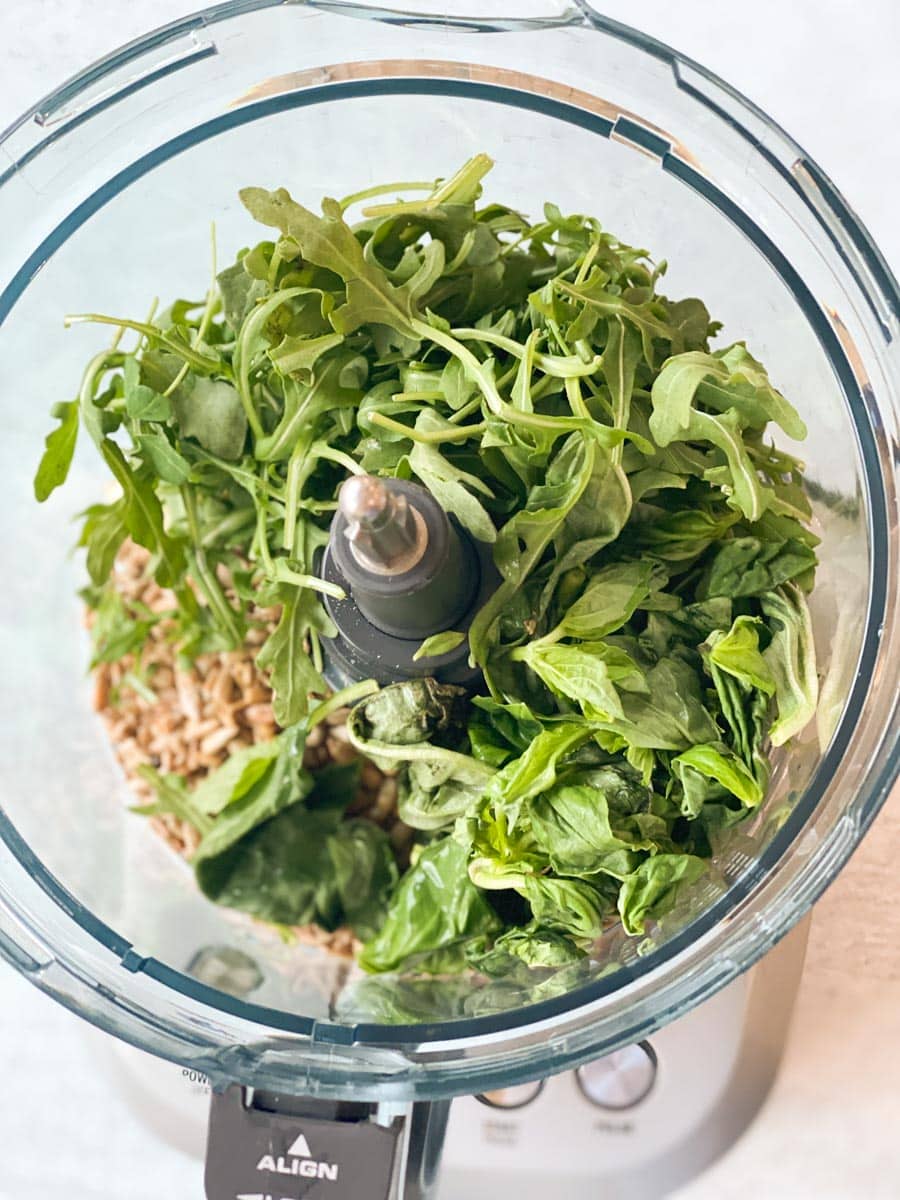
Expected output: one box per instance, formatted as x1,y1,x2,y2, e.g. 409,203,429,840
133,766,213,835
239,188,419,341
135,432,192,485
124,353,172,421
269,331,344,376
87,588,163,667
172,377,247,461
648,344,806,441
602,316,642,444
100,440,186,588
256,586,336,725
650,401,768,522
79,502,129,587
217,258,267,331
34,401,79,501
408,415,497,544
469,433,596,672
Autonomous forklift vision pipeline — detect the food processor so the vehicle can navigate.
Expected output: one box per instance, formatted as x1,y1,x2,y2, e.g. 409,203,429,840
0,2,897,1198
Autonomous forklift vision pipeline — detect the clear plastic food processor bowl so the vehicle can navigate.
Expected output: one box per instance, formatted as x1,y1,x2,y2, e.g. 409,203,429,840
0,0,896,1104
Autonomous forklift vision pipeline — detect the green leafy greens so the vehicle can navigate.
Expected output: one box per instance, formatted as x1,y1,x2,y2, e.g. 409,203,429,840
38,157,820,981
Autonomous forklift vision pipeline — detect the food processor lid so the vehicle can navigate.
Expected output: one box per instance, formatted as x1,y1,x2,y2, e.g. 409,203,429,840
0,0,896,1100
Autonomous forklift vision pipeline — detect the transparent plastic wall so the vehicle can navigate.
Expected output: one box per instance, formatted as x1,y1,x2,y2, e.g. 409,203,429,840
0,2,895,1099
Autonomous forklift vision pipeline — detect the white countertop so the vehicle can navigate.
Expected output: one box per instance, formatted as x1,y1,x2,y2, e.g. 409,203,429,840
0,3,897,1198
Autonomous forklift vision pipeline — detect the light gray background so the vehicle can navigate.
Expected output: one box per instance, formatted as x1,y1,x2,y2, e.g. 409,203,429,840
0,3,897,1198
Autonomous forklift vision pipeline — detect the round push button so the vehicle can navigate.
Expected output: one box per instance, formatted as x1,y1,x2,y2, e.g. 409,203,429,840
575,1043,657,1110
476,1080,545,1110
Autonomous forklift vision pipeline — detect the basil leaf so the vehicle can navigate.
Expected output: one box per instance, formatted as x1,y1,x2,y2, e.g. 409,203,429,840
671,743,764,809
358,839,501,974
761,584,819,746
192,725,314,864
552,561,657,640
522,875,614,941
530,781,658,879
704,616,775,695
702,536,818,599
467,923,585,975
328,819,399,940
617,854,707,935
195,804,343,927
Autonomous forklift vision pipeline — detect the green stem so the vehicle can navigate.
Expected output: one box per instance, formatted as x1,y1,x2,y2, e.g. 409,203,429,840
164,256,214,399
255,501,275,575
266,243,283,291
233,286,310,444
391,390,445,403
283,435,314,552
309,626,324,674
447,396,483,424
451,326,601,378
509,626,563,661
411,318,504,415
574,239,600,286
312,443,365,475
565,376,590,421
65,314,220,374
272,564,346,600
444,228,477,273
308,679,380,726
341,179,434,213
180,486,242,645
362,154,493,218
200,507,256,549
369,411,486,443
191,448,282,501
77,349,124,450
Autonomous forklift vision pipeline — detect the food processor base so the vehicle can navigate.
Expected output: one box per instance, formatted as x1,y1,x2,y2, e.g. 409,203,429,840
94,918,808,1198
438,918,809,1199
